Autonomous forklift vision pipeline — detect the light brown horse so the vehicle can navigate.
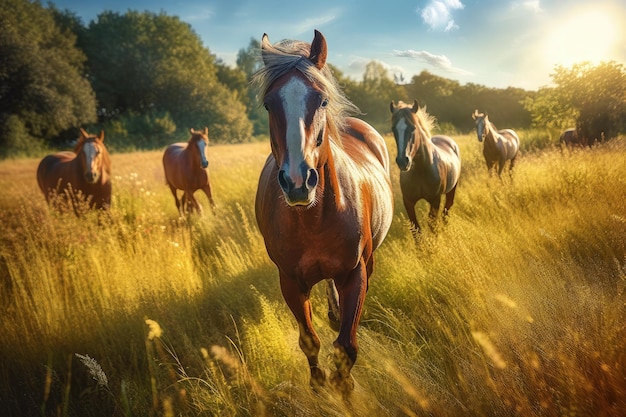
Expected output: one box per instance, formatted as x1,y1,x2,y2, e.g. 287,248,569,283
472,110,520,179
253,30,393,394
37,128,111,213
163,128,216,215
390,100,461,234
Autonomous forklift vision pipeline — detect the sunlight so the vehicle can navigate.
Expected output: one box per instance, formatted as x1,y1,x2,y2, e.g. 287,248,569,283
543,6,619,67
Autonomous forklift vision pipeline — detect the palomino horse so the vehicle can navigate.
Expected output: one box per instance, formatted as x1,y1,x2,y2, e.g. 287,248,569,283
472,110,520,179
390,100,461,234
163,128,216,215
37,128,111,213
253,30,393,394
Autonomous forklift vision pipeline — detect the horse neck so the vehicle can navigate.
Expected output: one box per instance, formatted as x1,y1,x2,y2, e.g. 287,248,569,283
484,121,499,145
413,119,435,166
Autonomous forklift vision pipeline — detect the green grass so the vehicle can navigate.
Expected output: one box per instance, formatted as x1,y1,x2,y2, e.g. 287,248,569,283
0,134,624,416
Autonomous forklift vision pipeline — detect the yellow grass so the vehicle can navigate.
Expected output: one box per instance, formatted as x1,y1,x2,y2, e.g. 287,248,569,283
0,135,624,416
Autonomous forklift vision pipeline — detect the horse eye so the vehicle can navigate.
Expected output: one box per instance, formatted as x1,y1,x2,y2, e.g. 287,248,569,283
263,103,270,112
321,98,329,108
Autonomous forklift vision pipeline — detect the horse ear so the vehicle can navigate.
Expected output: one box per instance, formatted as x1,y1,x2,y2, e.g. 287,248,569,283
79,128,89,138
389,100,396,114
472,109,478,120
204,127,208,137
309,30,327,70
189,128,195,135
99,130,105,142
261,33,271,65
411,99,419,113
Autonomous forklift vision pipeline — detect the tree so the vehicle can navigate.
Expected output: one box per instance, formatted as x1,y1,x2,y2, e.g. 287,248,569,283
0,0,97,156
236,38,267,135
80,10,251,143
526,61,626,143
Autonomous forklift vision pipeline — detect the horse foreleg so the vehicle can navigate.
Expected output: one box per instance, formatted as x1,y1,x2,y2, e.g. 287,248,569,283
279,273,325,388
427,197,441,232
403,195,420,236
168,184,183,214
331,258,369,395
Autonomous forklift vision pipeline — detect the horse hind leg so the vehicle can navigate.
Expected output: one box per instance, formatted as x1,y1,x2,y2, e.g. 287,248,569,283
325,279,340,331
443,186,457,221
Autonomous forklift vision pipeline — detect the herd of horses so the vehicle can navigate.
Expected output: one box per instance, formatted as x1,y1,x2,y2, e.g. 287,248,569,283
35,30,585,396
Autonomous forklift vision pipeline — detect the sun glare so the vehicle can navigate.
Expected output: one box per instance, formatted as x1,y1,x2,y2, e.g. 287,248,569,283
543,7,620,68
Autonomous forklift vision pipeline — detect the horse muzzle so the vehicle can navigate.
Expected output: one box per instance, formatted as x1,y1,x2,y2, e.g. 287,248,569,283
396,156,412,171
85,171,100,184
278,166,318,206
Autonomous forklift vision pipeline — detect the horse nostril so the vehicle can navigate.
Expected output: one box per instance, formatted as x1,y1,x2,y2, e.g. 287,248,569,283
278,170,290,191
202,161,208,168
306,168,318,189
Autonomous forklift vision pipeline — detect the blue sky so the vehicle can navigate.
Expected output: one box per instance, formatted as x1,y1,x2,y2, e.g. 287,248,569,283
52,0,626,90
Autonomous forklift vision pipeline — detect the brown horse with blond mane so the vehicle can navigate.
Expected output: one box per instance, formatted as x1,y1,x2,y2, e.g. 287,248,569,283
472,110,520,179
163,128,216,215
37,128,111,213
390,100,461,234
253,30,393,395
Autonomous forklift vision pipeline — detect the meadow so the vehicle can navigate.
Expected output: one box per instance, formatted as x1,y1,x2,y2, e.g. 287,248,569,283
0,132,624,417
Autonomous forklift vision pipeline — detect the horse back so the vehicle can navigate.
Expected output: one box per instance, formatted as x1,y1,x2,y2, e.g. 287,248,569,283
37,152,76,198
342,117,390,175
498,129,520,159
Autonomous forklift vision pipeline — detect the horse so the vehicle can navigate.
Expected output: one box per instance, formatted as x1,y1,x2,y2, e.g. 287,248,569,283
390,100,461,234
36,128,111,213
559,127,586,152
472,110,520,179
162,128,216,215
253,30,394,394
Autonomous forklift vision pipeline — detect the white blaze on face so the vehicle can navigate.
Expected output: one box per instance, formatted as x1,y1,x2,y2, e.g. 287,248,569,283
395,118,409,156
279,77,309,188
196,139,208,167
83,141,100,182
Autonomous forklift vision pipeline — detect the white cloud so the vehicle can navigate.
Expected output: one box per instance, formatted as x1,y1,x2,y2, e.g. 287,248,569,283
393,49,471,74
419,0,464,31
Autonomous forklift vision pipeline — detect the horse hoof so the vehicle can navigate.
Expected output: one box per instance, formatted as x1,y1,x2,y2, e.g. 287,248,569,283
329,371,355,396
310,366,326,390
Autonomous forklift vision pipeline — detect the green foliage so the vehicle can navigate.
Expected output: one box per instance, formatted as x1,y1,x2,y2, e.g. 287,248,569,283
403,71,534,133
526,61,626,142
79,10,252,143
0,0,97,153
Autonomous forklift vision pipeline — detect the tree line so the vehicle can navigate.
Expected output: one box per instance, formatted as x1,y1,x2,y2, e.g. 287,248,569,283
1,0,624,158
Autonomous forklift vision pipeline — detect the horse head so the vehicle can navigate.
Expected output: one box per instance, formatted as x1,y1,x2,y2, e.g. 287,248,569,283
259,30,332,207
472,109,488,142
189,127,210,169
76,128,106,184
390,99,420,171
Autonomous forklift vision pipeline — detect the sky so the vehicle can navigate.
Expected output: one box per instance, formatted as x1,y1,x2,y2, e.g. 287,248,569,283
51,0,626,91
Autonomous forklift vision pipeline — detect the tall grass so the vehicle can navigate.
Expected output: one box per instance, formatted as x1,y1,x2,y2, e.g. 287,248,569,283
0,135,624,416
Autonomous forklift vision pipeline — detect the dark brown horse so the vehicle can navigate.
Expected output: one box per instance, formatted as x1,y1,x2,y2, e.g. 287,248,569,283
163,128,216,215
472,110,520,179
253,30,393,394
390,100,461,234
37,128,111,213
559,127,586,152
